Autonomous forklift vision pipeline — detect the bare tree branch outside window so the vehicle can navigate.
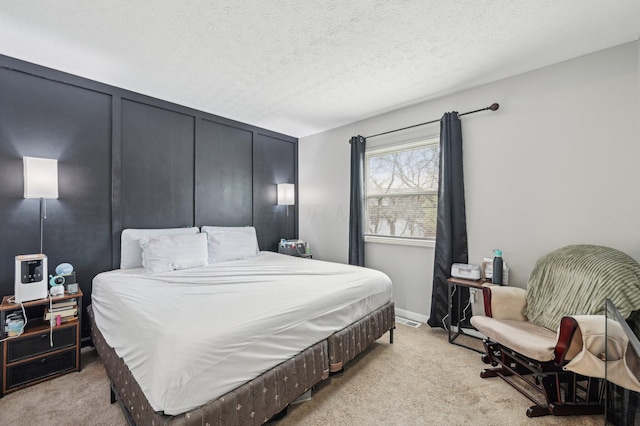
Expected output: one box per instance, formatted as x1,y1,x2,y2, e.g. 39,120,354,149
365,139,439,239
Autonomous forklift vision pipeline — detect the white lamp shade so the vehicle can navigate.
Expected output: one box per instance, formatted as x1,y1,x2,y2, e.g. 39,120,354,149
23,157,59,199
277,183,295,205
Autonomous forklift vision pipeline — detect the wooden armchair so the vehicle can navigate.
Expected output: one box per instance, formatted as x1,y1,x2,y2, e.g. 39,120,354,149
470,245,640,418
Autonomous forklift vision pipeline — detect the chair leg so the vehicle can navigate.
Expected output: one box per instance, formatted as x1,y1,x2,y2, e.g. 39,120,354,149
478,340,605,418
480,340,514,378
586,376,602,402
526,405,551,417
540,372,605,413
481,339,502,366
548,402,604,416
537,373,561,405
480,367,507,378
564,372,577,403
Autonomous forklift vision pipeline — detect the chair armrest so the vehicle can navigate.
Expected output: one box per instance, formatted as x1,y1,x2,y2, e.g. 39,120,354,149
481,286,527,321
563,315,640,392
555,316,582,364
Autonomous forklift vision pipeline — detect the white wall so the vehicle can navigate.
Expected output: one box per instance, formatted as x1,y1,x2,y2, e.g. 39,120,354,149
299,41,640,323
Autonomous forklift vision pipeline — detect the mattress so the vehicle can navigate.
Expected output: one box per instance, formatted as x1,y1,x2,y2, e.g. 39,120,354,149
91,251,392,415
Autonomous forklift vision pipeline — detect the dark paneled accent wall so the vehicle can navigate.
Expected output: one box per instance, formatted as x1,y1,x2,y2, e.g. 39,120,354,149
253,133,297,251
195,120,253,227
0,55,297,339
120,99,195,229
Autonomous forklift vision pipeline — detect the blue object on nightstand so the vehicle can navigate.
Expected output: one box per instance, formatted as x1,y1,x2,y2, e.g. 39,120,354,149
55,262,74,275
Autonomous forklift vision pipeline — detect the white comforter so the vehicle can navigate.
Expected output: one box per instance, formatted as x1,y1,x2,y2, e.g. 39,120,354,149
91,252,392,415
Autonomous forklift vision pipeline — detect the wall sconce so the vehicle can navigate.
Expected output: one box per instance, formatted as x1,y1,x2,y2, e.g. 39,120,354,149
277,183,295,239
23,156,59,254
277,183,295,206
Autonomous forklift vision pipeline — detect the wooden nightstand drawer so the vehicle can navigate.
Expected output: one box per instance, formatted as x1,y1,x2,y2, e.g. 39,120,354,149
6,326,76,363
6,348,77,390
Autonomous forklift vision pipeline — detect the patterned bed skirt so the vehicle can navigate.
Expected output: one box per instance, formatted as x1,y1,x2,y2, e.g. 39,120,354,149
328,302,396,372
88,301,395,425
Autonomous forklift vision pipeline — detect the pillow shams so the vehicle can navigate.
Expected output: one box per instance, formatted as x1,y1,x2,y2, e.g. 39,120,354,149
201,226,259,263
140,233,208,274
121,227,199,269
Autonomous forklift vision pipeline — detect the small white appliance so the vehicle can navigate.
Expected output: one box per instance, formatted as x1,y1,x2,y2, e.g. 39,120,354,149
451,263,481,280
15,254,48,303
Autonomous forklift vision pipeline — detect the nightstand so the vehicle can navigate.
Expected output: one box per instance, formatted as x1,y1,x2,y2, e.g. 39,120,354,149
0,290,82,397
278,241,312,258
446,278,490,353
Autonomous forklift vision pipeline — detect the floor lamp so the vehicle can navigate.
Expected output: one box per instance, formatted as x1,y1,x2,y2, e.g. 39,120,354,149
277,183,295,240
23,156,59,254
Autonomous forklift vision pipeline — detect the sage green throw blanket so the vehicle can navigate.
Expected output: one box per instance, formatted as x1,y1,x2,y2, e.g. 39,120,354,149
523,245,640,332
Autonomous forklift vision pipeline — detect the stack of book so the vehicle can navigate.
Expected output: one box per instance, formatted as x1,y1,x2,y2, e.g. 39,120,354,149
44,298,78,324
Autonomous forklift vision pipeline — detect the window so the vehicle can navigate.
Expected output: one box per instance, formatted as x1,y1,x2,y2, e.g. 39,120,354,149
365,137,439,242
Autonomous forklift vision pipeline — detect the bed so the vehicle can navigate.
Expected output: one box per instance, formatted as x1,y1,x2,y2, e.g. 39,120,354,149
89,226,395,425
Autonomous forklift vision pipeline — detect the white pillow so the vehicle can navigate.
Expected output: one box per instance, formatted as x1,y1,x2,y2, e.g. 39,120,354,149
139,233,208,274
201,226,260,263
120,227,199,269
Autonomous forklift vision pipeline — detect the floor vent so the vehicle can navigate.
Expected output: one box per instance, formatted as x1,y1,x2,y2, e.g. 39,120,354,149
396,316,422,328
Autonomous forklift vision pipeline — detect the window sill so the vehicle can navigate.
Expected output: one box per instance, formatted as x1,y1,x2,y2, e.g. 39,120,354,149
364,235,436,248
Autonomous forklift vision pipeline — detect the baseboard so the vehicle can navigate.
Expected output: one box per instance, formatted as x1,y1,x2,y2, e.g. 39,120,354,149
394,307,429,325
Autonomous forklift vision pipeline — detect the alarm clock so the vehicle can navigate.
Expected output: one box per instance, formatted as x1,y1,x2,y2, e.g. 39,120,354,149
49,274,66,296
49,274,65,286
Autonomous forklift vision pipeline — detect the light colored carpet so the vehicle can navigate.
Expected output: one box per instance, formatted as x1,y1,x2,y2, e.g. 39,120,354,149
0,324,604,426
0,345,124,425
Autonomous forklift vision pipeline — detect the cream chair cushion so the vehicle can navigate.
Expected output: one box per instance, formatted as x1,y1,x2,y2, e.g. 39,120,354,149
471,316,557,361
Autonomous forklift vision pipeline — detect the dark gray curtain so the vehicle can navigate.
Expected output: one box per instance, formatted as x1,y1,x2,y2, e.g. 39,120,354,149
427,113,469,328
348,135,366,266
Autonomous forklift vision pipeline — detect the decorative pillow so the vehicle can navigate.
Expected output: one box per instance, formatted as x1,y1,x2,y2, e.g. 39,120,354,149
139,233,208,274
120,227,199,269
201,226,260,263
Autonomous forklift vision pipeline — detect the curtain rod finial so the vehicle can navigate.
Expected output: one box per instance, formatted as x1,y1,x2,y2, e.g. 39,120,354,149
489,103,499,111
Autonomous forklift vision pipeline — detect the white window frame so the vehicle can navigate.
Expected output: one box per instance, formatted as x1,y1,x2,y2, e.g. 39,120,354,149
364,136,439,248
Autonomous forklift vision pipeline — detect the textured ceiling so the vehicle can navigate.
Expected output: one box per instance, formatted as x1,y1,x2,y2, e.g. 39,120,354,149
0,1,639,137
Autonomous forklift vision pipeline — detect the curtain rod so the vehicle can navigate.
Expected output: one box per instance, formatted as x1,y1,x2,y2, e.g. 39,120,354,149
364,103,499,139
